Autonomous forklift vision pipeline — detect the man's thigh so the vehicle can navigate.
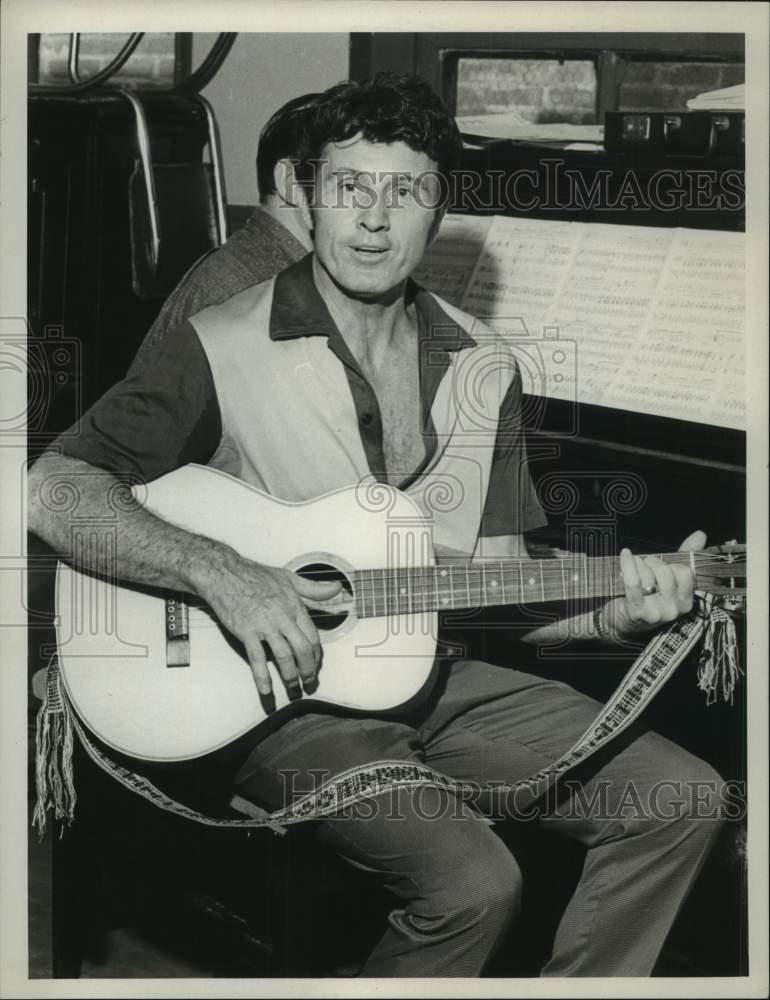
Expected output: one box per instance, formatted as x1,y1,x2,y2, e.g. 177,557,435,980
416,659,723,832
233,711,425,806
233,711,516,900
416,659,606,762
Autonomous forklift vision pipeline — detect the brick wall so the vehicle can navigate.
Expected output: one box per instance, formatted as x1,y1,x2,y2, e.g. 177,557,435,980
37,33,176,86
457,58,597,124
618,61,745,110
456,56,744,122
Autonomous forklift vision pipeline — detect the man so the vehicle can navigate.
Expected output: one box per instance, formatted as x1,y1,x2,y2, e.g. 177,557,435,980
131,91,317,366
28,73,725,978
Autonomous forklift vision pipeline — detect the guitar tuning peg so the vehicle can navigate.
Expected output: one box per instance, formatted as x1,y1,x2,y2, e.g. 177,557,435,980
718,539,743,561
717,594,745,615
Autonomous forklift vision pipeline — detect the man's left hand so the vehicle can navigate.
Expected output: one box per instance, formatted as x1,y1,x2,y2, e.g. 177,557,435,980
609,530,706,638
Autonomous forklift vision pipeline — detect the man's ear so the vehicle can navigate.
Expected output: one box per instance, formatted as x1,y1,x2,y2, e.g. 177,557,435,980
273,159,301,206
274,159,313,231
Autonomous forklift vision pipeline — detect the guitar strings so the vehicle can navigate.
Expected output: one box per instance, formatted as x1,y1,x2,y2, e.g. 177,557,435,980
177,552,743,629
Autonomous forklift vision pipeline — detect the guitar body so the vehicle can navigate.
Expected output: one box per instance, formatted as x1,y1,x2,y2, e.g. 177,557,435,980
56,465,439,762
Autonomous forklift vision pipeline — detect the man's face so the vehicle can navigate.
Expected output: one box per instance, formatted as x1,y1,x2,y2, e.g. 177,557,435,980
309,137,442,300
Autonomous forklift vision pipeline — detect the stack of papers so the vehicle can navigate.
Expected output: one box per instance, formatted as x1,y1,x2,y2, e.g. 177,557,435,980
686,83,744,111
456,111,604,145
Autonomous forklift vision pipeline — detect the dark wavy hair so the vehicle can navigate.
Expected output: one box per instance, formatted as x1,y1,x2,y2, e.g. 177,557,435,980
296,73,462,191
256,92,319,202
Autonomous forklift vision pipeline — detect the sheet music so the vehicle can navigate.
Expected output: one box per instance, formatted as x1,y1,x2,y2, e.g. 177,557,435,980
413,213,492,307
416,214,745,430
462,216,578,331
603,229,745,429
542,223,675,406
461,216,582,402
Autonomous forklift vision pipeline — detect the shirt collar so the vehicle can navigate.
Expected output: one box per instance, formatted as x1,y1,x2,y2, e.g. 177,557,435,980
269,253,477,352
243,206,308,262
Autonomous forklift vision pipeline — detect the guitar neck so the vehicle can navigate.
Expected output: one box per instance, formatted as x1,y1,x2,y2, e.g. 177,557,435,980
353,552,699,617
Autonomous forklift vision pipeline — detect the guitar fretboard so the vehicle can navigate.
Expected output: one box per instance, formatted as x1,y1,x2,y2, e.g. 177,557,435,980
351,552,712,618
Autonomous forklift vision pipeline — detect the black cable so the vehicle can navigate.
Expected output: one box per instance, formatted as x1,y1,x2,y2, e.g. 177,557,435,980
175,33,238,93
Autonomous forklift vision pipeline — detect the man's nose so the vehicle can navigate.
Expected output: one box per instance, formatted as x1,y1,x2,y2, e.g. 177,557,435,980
359,193,390,231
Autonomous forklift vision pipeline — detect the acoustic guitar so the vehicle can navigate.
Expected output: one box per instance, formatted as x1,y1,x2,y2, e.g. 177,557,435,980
55,464,745,762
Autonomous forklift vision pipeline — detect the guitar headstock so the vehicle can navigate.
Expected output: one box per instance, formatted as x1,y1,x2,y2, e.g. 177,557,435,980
694,542,746,607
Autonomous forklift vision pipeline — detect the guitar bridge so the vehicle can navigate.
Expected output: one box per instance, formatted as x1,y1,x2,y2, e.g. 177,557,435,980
165,594,190,667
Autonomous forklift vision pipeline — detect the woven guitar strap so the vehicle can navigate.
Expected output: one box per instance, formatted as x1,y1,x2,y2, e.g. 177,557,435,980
33,593,740,839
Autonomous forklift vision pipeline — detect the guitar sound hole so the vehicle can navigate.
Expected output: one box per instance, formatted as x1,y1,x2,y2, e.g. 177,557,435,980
296,563,352,631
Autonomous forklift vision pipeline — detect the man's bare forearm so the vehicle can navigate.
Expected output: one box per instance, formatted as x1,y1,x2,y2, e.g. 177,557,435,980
519,608,615,646
27,452,228,596
27,453,343,696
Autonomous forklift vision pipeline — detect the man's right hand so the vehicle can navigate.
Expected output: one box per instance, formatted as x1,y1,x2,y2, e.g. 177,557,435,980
186,545,342,699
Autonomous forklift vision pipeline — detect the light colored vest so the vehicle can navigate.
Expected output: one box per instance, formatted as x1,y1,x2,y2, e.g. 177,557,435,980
190,279,518,555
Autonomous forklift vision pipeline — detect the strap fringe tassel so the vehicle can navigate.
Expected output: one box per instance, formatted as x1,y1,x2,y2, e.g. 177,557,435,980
696,593,742,706
33,659,77,839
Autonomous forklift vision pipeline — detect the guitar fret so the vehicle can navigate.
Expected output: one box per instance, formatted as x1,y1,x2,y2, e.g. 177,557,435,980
540,559,545,602
524,561,537,596
406,560,412,617
489,562,498,604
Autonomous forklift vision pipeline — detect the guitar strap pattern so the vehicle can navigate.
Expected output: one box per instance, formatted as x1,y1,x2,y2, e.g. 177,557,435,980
33,593,740,839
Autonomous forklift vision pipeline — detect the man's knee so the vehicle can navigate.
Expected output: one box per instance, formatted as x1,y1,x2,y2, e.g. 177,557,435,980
673,760,730,859
649,749,726,821
461,851,523,928
631,737,729,846
424,834,523,937
370,828,522,975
